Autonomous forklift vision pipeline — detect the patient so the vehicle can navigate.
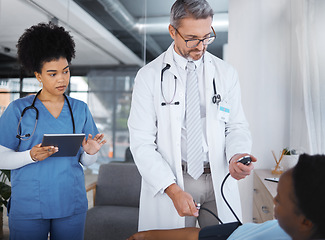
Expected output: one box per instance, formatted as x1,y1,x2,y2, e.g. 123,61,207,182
127,154,325,240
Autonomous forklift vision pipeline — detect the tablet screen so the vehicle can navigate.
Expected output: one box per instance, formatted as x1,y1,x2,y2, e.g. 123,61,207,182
41,133,85,157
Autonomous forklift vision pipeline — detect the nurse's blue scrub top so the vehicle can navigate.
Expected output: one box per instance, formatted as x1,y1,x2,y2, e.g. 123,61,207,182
0,94,99,220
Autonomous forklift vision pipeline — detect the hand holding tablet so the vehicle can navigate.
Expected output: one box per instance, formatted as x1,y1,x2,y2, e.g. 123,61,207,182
41,133,85,157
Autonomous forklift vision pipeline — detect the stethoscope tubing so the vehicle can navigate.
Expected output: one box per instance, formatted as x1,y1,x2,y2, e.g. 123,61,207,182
16,90,75,142
160,64,179,106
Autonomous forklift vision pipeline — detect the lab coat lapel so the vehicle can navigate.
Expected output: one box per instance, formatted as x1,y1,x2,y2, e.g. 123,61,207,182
204,53,225,174
204,53,217,123
163,43,180,80
162,44,184,174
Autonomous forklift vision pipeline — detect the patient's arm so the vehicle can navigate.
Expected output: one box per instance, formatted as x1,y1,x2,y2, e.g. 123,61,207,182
127,227,200,240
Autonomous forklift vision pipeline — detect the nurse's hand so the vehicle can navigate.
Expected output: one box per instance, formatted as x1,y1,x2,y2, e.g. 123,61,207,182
82,133,106,155
30,144,58,161
229,153,257,180
165,183,199,217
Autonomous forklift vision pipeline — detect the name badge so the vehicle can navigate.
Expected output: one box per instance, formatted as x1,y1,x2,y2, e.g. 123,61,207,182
218,102,230,122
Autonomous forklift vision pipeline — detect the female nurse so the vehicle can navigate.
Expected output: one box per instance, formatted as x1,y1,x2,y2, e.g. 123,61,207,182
0,22,106,240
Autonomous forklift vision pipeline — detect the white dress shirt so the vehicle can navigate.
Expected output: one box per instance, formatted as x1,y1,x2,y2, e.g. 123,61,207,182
172,49,209,164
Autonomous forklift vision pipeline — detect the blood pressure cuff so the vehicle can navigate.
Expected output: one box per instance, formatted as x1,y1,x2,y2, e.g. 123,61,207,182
199,222,241,240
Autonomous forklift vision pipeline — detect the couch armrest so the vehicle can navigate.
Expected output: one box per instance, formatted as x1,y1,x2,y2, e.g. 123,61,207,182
86,181,97,206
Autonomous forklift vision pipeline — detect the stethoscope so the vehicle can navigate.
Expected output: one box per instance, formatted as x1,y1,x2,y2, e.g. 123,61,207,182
16,90,75,141
160,63,222,106
160,64,180,106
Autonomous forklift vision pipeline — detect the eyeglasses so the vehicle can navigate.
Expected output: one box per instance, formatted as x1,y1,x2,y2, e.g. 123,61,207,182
173,26,216,48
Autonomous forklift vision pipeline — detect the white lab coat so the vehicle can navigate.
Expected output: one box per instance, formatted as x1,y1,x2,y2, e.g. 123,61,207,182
128,43,252,231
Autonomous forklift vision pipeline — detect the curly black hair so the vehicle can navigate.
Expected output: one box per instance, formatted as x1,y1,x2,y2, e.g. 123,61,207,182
293,154,325,238
16,22,75,74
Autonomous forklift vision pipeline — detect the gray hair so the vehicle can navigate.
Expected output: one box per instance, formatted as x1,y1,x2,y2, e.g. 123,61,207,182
170,0,214,29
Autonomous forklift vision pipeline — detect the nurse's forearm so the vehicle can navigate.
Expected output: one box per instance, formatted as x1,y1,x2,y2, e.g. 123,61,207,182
0,145,35,169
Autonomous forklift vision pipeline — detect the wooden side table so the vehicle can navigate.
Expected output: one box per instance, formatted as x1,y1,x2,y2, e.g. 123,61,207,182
253,169,279,223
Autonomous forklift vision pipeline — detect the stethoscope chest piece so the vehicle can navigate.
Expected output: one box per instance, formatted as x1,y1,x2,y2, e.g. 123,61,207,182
212,94,221,105
212,78,221,105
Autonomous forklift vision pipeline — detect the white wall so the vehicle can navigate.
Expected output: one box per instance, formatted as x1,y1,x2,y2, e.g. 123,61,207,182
316,1,325,77
314,1,325,151
227,0,292,222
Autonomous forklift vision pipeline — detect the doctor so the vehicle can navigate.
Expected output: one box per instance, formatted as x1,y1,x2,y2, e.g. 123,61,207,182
128,0,257,231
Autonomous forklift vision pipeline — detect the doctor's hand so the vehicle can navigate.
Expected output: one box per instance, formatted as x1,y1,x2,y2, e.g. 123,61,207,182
82,133,106,155
30,143,58,162
165,183,199,217
229,153,257,180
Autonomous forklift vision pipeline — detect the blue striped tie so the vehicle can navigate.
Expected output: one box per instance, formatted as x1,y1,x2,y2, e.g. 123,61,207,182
186,61,203,180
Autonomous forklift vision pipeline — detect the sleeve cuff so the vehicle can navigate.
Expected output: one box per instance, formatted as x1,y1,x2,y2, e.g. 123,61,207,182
80,151,98,166
159,180,176,194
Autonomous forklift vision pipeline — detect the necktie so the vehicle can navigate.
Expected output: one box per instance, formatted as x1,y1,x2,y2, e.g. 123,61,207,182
186,61,203,180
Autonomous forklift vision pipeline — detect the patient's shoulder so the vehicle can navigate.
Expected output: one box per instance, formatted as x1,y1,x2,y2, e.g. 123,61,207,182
226,220,290,240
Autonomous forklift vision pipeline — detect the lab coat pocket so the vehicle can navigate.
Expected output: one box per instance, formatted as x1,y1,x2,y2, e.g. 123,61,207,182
10,180,41,218
213,114,226,133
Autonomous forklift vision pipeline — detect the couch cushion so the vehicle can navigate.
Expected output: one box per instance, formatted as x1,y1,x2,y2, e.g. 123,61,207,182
95,162,141,207
85,205,139,240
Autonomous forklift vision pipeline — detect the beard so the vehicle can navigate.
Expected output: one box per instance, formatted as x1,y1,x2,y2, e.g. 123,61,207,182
177,46,206,61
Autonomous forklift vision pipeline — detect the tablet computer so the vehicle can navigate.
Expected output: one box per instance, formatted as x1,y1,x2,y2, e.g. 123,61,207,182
41,133,85,157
